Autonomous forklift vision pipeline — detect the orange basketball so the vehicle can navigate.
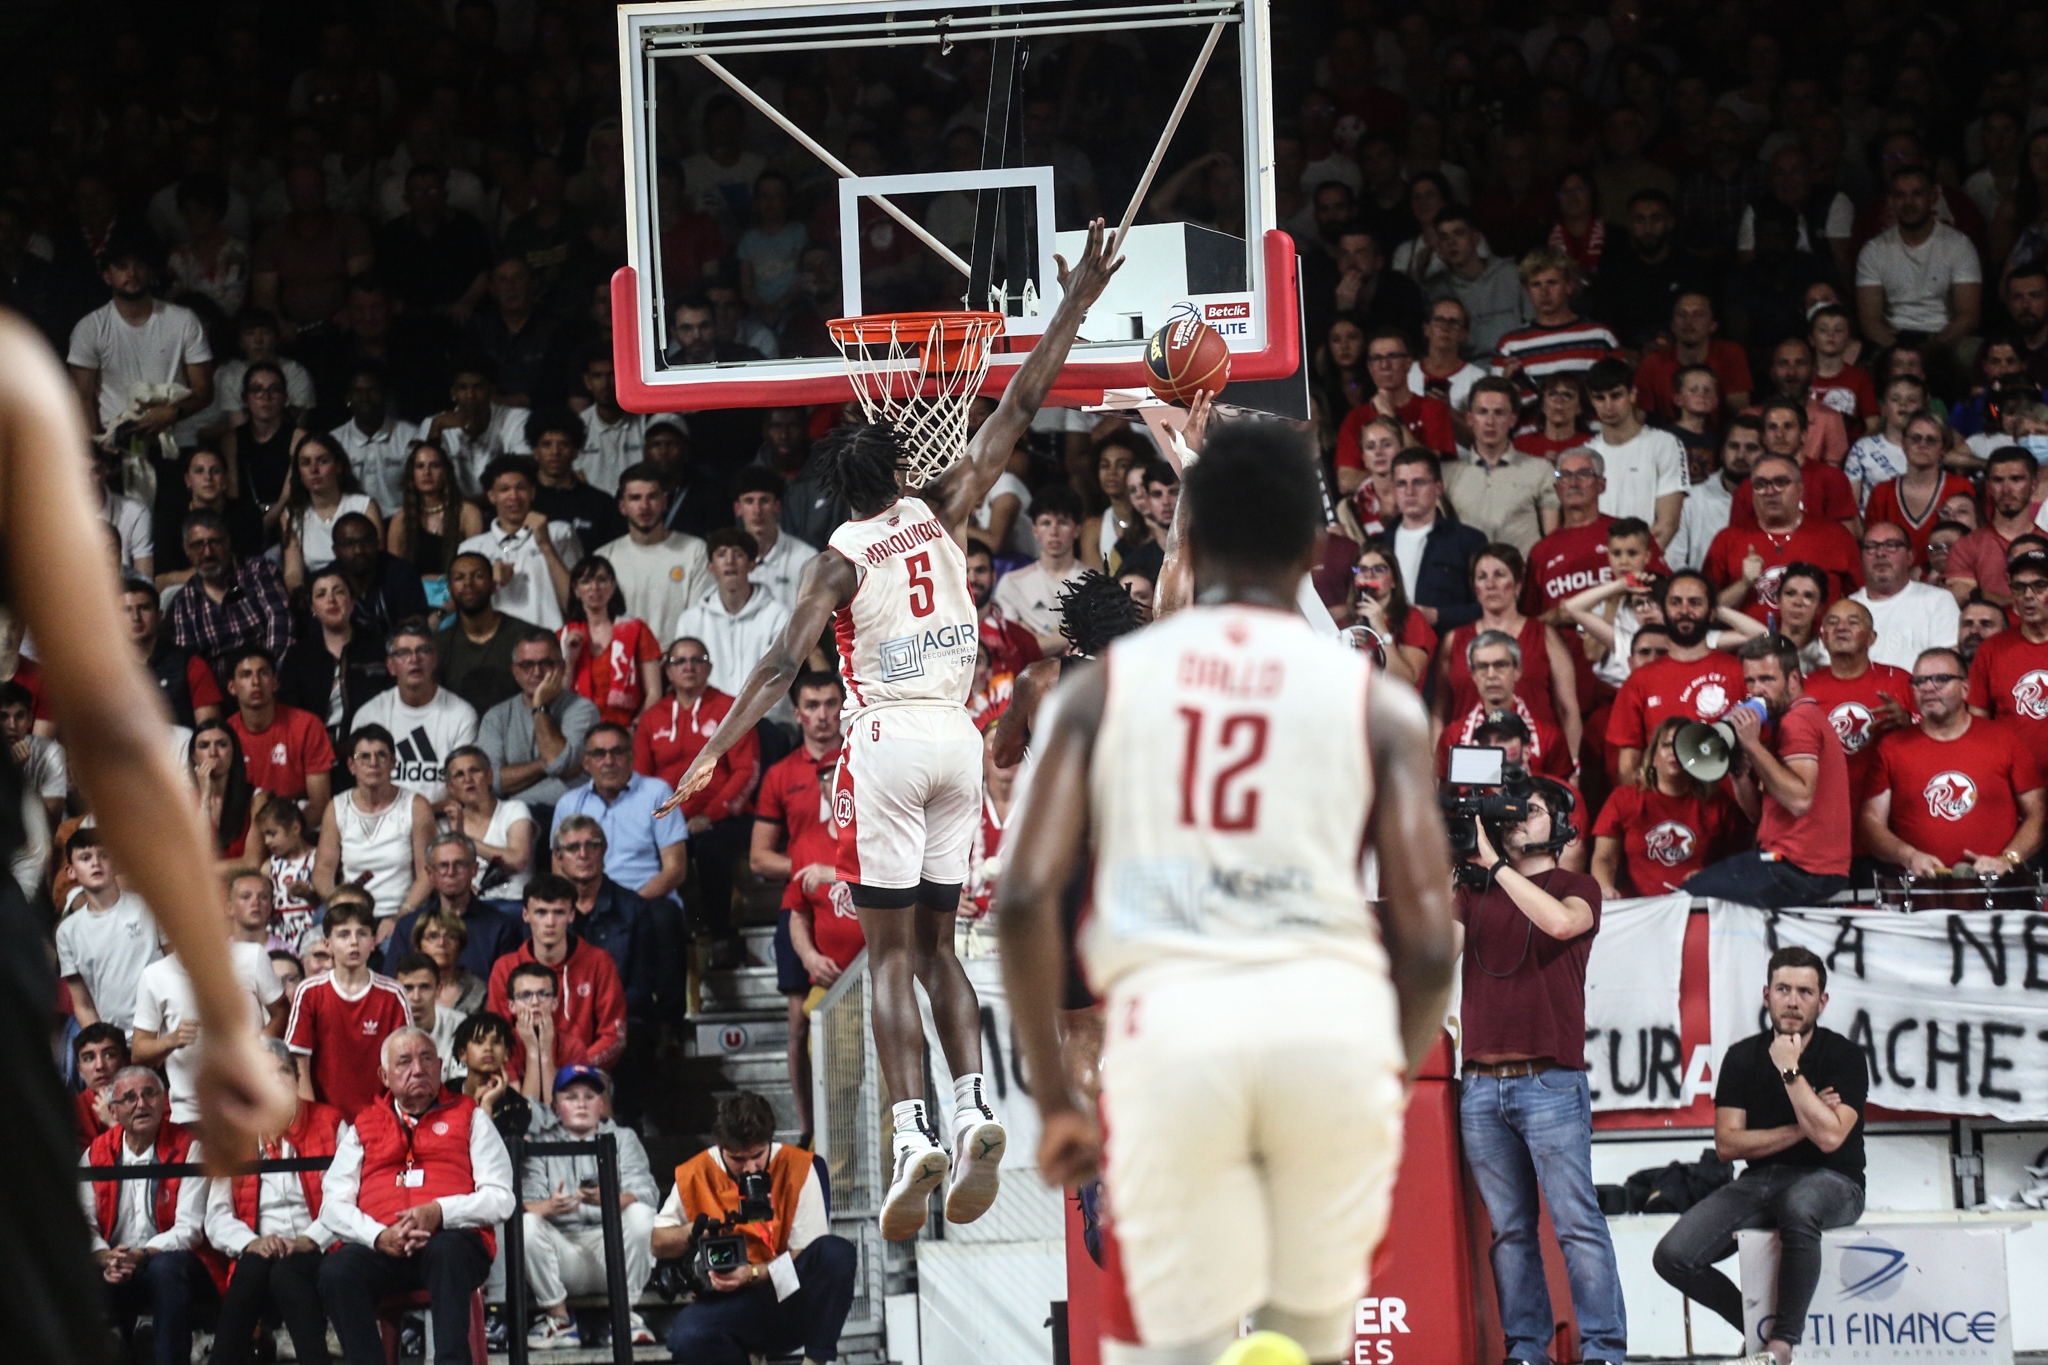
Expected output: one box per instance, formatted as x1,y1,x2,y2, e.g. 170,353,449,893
1144,314,1231,405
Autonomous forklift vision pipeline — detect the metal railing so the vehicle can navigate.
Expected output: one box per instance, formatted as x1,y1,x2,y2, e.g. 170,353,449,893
504,1132,635,1365
810,951,897,1328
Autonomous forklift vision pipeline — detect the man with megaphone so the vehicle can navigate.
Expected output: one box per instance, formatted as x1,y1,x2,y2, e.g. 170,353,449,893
1679,635,1854,907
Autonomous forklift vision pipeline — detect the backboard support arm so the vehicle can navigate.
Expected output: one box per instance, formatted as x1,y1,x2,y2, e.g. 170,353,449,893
691,51,974,279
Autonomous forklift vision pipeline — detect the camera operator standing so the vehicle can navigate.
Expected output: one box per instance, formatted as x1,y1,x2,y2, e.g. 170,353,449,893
1684,635,1853,907
650,1093,855,1365
1457,786,1628,1365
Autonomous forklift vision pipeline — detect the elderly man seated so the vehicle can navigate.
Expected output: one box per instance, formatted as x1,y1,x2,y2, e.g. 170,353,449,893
317,1027,516,1365
78,1065,215,1365
203,1037,348,1365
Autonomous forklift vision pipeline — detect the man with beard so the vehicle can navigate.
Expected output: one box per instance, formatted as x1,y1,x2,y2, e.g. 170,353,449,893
1855,166,1983,365
1668,419,1761,572
124,577,224,728
1631,292,1752,423
1652,947,1867,1365
2004,263,2048,390
1686,634,1853,905
596,462,711,638
1946,448,2041,607
1800,599,1914,856
1705,453,1862,623
1585,190,1711,350
966,538,1042,679
66,238,215,448
1967,552,2048,777
331,512,431,639
168,511,294,681
434,552,532,717
1606,571,1745,784
1958,596,2007,666
1731,342,1854,502
1864,647,2045,878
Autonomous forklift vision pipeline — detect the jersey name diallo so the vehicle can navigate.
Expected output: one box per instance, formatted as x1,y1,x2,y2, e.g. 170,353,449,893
826,497,979,721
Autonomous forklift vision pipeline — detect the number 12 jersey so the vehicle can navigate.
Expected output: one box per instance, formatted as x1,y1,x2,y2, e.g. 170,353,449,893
827,497,980,723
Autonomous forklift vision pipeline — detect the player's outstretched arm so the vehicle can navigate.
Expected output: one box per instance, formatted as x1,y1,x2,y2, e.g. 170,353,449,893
996,663,1105,1188
658,550,857,815
1364,671,1460,1079
0,312,294,1167
933,219,1125,535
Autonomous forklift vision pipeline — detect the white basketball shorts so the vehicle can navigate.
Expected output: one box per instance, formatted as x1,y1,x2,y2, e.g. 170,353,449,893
1098,956,1408,1358
832,704,983,890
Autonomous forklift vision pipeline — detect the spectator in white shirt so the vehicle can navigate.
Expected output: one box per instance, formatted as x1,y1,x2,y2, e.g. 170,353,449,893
1856,166,1983,365
1585,357,1688,547
732,466,817,606
56,827,163,1031
424,361,531,496
596,463,711,643
131,870,289,1123
329,366,418,517
1850,521,1963,671
94,445,154,577
1669,417,1763,571
1,678,67,825
213,312,316,423
458,455,575,631
676,529,797,726
352,621,482,802
577,348,686,495
993,485,1091,651
65,237,216,441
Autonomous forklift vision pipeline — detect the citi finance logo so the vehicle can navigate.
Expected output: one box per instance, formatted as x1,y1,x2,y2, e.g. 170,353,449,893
1757,1238,2001,1351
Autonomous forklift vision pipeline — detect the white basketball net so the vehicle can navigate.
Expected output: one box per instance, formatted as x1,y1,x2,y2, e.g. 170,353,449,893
828,312,1004,487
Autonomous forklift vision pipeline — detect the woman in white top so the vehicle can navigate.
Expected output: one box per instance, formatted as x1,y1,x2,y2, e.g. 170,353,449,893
438,745,534,900
971,469,1035,560
1077,432,1145,570
277,432,382,588
313,725,432,925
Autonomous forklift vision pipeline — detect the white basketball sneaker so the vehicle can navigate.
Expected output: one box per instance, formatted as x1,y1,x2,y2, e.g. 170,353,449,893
944,1082,1007,1224
879,1130,949,1242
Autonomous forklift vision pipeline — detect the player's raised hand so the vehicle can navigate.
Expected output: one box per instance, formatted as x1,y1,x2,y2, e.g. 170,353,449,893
1054,218,1125,310
1036,1107,1102,1188
654,755,717,818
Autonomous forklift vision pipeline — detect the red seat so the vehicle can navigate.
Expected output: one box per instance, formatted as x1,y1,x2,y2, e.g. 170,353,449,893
374,1288,488,1365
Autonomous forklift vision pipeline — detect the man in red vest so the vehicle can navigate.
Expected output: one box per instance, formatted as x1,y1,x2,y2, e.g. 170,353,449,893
316,1027,514,1365
78,1066,219,1365
203,1038,346,1365
651,1091,856,1365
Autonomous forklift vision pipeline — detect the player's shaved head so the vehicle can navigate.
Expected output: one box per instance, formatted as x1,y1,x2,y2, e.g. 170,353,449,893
1184,421,1323,576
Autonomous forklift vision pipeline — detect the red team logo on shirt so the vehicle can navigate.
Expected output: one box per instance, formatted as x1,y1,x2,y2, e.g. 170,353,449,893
834,789,855,828
1924,771,1979,821
1828,702,1875,752
2014,670,2048,720
1643,821,1698,867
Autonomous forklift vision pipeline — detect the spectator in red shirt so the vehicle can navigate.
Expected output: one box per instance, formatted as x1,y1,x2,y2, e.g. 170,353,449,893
1685,634,1854,906
1808,305,1878,432
1607,571,1746,783
224,646,334,824
1333,329,1457,456
752,672,847,1141
1751,340,1852,469
1862,420,1976,570
1433,543,1582,760
965,539,1042,679
284,892,414,1118
1512,372,1595,461
1865,647,2047,877
1958,594,2007,667
1800,600,1915,845
1592,716,1740,896
71,1021,129,1148
1522,448,1616,623
486,876,628,1083
1437,630,1574,780
124,578,225,729
1633,292,1754,422
1726,398,1860,534
1966,551,2048,774
1946,447,2040,608
1705,453,1863,622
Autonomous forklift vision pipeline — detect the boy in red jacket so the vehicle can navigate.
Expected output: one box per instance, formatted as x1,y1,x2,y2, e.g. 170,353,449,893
487,875,627,1091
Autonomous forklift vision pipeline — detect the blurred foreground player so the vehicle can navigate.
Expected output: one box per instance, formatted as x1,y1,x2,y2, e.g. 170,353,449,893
663,221,1125,1240
1000,421,1459,1365
0,310,294,1361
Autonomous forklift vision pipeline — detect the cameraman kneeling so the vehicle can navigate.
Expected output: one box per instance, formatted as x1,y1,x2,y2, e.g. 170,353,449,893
651,1093,855,1365
1455,783,1628,1365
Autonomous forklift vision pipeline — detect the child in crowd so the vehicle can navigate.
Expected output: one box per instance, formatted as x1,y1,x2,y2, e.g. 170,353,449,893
227,868,290,951
392,949,469,1079
257,800,321,949
53,829,161,1032
283,890,411,1118
268,948,304,1000
456,1009,533,1140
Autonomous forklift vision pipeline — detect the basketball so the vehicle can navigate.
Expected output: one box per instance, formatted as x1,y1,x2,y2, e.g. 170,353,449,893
1144,313,1231,405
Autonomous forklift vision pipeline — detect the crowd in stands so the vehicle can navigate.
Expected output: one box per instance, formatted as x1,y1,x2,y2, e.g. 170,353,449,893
15,0,2048,1358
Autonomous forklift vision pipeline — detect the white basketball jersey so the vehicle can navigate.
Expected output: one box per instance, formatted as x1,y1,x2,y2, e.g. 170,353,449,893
826,497,979,722
1081,604,1389,991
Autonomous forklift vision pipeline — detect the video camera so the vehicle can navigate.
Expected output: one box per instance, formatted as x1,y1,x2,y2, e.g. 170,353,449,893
652,1171,775,1300
1438,745,1576,890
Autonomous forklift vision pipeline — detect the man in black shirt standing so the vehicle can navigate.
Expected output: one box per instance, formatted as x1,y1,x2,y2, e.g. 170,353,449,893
1653,946,1866,1365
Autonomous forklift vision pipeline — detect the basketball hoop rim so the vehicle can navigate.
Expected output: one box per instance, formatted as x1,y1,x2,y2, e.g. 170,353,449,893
827,310,1006,374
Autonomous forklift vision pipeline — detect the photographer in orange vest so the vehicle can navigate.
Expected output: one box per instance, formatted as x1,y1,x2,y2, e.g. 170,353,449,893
650,1092,856,1365
315,1027,514,1365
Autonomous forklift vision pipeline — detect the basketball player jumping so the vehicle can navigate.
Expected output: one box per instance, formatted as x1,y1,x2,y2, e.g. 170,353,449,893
662,219,1124,1240
999,421,1459,1365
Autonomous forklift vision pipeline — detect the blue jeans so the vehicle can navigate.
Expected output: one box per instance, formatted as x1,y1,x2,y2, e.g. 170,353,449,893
1460,1070,1628,1363
1684,851,1849,909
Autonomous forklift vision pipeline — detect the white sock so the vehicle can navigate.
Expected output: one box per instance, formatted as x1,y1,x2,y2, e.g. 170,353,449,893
891,1099,930,1144
953,1072,995,1119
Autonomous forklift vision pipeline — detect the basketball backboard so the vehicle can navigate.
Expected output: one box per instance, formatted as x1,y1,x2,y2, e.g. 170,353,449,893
610,0,1298,415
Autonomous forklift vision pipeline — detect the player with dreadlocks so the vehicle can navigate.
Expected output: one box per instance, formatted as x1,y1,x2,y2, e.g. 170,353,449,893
662,220,1124,1241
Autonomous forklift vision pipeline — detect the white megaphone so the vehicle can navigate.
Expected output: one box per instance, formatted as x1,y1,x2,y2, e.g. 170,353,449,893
1674,697,1770,783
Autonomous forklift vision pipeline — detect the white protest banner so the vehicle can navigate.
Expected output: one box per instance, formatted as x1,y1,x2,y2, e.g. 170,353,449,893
1708,902,2048,1121
1739,1224,2012,1362
1576,892,1692,1111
